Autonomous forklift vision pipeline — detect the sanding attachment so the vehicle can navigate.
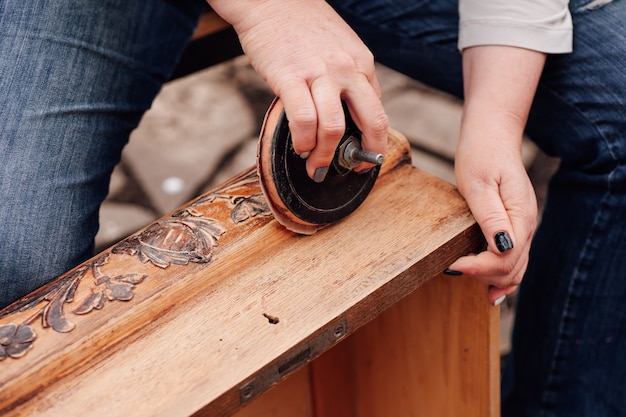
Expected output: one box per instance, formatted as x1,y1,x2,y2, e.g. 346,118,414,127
257,98,382,234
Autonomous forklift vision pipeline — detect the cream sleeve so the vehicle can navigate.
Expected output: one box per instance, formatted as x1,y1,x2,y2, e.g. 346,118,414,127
458,0,573,53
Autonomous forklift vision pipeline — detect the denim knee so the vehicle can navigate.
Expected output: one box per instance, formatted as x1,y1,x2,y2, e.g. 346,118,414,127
0,0,204,308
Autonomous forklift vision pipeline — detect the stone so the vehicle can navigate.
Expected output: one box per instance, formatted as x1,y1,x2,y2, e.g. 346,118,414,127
121,62,256,215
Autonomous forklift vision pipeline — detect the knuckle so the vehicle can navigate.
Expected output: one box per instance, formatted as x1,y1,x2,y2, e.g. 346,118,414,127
289,112,317,131
319,122,345,139
510,273,523,286
482,211,507,228
314,146,339,161
355,50,375,70
501,258,523,286
369,111,389,134
501,256,518,275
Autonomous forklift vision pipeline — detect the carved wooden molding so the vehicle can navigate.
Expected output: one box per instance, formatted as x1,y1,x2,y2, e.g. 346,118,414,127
0,130,486,416
0,167,269,355
0,131,408,406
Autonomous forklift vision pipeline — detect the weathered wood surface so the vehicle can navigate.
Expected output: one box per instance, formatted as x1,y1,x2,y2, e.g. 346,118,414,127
0,130,490,416
307,272,500,417
192,10,230,40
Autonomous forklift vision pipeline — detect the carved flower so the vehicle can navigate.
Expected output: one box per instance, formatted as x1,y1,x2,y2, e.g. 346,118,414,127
0,324,36,360
112,216,226,268
73,254,147,314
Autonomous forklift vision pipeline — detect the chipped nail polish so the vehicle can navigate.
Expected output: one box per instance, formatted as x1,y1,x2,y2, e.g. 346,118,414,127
313,166,328,183
495,231,514,252
493,295,507,307
443,269,463,276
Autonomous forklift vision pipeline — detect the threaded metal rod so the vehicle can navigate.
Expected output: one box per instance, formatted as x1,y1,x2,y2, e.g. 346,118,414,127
348,148,384,165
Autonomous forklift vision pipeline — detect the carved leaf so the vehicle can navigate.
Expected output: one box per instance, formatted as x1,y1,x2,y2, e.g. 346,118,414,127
0,168,264,362
112,217,225,268
231,194,271,224
40,270,85,333
105,282,135,301
189,167,260,209
74,291,105,315
117,274,147,285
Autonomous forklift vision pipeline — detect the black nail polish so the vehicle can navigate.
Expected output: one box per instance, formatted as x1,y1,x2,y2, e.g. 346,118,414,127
313,167,328,182
357,167,373,175
495,231,514,252
443,269,463,276
313,167,328,183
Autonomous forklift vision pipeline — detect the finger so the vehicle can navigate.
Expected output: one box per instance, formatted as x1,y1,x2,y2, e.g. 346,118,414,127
462,183,515,255
448,245,528,286
306,78,345,182
278,80,318,157
489,285,518,306
343,82,389,171
447,250,526,306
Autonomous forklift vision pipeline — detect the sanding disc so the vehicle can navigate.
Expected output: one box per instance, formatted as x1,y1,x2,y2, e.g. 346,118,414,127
257,98,381,234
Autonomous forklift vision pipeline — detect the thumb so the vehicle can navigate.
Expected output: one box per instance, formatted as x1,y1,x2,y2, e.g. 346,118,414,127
462,184,515,254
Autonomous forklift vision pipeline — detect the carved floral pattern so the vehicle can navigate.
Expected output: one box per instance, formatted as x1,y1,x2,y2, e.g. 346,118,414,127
0,324,36,360
0,168,272,361
112,215,226,268
74,254,148,315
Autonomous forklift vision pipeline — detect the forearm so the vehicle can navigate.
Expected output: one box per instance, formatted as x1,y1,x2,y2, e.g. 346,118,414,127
204,0,387,180
450,45,544,302
206,0,270,26
207,0,319,32
460,45,546,156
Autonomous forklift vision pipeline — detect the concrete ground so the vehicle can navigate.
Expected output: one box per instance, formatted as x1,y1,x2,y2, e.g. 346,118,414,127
96,56,559,356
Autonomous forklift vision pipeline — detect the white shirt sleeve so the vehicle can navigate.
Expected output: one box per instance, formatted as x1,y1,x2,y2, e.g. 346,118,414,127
458,0,573,53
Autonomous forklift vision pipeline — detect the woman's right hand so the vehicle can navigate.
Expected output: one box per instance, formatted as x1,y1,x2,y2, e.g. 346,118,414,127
208,0,388,181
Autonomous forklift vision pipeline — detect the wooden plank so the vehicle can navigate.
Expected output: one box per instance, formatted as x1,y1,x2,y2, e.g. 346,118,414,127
192,11,231,40
0,130,485,416
227,366,314,417
310,274,500,417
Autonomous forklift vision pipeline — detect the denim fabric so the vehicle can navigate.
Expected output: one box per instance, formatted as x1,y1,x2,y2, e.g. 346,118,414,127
329,0,626,415
2,0,625,413
0,0,204,307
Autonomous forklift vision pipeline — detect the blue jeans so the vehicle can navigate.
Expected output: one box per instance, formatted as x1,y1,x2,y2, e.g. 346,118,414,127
328,0,626,415
0,0,204,306
2,0,625,414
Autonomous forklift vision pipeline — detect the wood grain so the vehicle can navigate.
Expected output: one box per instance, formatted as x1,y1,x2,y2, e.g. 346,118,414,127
192,10,231,40
310,274,500,417
0,130,493,416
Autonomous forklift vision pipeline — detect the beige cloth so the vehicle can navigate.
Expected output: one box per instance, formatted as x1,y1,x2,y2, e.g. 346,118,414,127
458,0,573,53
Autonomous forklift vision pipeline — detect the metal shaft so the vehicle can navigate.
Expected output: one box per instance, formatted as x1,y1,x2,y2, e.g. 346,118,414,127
336,136,385,171
347,148,384,165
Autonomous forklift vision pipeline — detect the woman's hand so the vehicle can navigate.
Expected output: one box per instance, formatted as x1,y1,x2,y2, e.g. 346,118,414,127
208,0,388,180
448,45,545,305
451,124,538,305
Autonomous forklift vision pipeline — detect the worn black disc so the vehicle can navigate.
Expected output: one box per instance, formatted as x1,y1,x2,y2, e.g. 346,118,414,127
270,106,380,226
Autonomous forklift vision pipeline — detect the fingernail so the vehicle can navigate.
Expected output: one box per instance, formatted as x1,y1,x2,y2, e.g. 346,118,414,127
313,166,328,183
443,268,463,276
493,295,507,307
299,151,310,159
357,167,373,175
494,231,514,252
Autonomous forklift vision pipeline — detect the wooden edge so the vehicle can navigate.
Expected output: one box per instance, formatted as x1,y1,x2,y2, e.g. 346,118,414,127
308,272,499,417
192,10,231,40
0,129,412,414
10,162,486,417
196,222,487,416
